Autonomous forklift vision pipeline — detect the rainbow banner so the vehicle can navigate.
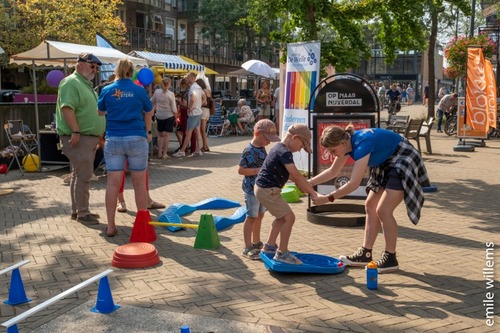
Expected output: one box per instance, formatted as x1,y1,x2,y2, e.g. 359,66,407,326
282,41,321,171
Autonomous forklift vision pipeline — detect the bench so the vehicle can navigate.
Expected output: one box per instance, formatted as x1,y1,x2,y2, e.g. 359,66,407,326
419,117,435,154
403,118,425,152
385,115,410,133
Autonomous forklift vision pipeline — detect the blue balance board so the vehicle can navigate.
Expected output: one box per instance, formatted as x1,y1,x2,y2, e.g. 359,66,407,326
423,184,438,193
260,252,346,274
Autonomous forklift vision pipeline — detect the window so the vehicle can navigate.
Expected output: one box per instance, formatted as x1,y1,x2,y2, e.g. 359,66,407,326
165,18,175,38
154,15,163,31
178,23,186,40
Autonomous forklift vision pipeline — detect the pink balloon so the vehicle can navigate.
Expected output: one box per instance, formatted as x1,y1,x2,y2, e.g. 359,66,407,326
47,70,65,87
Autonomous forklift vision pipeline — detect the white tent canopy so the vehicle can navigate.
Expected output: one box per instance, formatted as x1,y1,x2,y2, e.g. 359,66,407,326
10,40,148,67
129,50,204,71
8,40,148,170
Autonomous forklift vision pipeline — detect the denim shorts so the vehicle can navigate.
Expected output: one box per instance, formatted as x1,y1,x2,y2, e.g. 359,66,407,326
244,192,266,218
104,136,148,172
187,115,201,130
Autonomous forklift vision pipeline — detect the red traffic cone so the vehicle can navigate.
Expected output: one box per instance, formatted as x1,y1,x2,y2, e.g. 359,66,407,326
129,209,157,243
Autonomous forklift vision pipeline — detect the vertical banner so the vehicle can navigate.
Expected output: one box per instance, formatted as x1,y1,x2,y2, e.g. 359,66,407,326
465,47,489,135
283,41,321,172
484,59,498,129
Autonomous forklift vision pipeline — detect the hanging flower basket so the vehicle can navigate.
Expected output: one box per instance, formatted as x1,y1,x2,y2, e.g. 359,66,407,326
444,33,496,79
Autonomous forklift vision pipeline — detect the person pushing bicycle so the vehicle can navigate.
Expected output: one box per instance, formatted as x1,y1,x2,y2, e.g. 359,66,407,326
386,84,401,114
437,93,458,133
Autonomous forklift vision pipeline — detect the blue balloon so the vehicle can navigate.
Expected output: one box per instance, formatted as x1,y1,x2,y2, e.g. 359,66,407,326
137,68,154,86
46,70,65,87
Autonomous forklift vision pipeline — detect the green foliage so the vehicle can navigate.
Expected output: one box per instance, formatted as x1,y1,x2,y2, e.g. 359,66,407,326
245,0,472,74
20,81,59,95
0,0,126,56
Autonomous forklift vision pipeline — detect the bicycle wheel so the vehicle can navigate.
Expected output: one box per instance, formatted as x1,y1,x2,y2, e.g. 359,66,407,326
444,115,457,136
388,103,396,115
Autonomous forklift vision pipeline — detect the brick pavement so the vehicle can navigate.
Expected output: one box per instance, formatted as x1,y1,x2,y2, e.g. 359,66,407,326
0,103,498,332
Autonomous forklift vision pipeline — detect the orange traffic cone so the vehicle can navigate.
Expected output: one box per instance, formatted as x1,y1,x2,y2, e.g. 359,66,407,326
129,209,157,243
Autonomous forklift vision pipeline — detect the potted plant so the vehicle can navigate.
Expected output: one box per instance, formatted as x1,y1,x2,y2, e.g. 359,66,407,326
14,81,59,103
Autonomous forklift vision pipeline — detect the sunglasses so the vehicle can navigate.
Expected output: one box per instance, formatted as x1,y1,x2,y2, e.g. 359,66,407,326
87,63,99,70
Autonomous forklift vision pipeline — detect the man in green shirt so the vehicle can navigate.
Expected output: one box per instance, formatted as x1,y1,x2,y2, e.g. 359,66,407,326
56,53,106,224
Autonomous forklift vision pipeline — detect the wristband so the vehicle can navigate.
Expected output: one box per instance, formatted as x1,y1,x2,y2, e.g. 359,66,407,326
147,130,152,134
72,131,80,135
328,193,335,202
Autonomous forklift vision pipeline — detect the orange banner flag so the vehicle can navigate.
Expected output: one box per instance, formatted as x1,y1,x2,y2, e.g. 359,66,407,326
466,47,489,133
484,59,497,129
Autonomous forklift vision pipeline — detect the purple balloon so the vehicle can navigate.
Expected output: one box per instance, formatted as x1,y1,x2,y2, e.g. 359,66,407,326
47,70,65,87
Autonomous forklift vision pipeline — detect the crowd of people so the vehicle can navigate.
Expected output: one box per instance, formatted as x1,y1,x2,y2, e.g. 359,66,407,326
56,54,431,273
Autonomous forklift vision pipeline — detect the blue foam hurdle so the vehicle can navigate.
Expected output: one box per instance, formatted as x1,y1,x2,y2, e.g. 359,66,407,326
191,197,240,210
158,203,196,232
260,252,345,274
214,207,247,231
158,198,243,232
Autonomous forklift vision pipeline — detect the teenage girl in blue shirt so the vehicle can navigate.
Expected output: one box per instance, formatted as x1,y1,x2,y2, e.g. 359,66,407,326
309,125,430,273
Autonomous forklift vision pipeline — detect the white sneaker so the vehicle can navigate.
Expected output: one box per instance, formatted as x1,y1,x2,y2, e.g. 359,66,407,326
194,150,203,156
172,151,185,157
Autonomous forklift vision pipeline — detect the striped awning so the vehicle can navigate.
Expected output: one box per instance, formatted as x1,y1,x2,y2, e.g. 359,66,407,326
129,51,205,71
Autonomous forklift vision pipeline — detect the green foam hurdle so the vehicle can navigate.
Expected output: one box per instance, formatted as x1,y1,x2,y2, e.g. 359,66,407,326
194,214,220,249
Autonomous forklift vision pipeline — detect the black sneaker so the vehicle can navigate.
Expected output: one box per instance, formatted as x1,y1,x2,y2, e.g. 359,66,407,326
339,247,372,267
376,251,399,273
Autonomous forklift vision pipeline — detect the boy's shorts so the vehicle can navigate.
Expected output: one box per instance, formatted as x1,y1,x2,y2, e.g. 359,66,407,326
244,192,266,218
255,185,292,219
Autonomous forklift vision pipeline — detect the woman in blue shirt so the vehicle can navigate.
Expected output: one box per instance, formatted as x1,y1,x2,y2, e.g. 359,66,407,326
309,125,430,273
97,59,154,237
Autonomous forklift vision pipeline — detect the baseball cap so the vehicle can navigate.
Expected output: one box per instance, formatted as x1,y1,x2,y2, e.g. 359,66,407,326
287,123,312,153
77,53,102,66
254,119,280,142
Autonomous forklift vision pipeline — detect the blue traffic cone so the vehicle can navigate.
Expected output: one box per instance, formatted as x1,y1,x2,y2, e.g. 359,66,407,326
90,276,120,314
7,324,19,333
4,268,31,305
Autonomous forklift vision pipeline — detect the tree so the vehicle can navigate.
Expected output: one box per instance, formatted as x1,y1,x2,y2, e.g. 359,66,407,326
0,0,126,58
245,0,473,117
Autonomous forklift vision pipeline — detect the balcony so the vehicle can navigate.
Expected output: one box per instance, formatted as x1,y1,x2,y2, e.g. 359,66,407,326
122,28,278,71
125,26,174,54
126,0,165,10
178,40,279,67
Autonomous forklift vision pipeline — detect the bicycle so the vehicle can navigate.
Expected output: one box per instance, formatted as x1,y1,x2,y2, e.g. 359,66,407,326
388,100,401,115
487,114,500,139
444,108,457,136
